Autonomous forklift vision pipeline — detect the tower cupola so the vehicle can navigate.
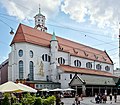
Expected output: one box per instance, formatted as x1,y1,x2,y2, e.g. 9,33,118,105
34,5,47,32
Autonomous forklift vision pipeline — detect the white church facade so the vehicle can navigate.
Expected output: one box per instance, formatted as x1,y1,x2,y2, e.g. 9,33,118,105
5,8,119,96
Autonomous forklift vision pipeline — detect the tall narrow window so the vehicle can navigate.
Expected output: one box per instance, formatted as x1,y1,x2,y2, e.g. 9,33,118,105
19,60,23,79
29,50,33,58
29,61,34,80
59,74,61,80
70,74,72,79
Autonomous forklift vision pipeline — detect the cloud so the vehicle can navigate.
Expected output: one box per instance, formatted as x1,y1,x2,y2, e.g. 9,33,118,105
0,0,120,35
61,0,120,34
0,0,60,20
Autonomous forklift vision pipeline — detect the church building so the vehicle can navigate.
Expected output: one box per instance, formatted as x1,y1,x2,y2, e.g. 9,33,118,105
0,7,119,96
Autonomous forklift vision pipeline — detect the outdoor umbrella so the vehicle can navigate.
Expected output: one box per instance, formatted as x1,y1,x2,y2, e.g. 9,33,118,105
17,83,37,93
0,81,22,93
50,88,63,92
63,88,75,91
40,88,50,92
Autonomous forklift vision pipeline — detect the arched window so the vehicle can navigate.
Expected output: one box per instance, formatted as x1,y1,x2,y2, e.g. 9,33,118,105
74,60,81,67
105,66,110,71
18,50,23,57
29,61,34,80
42,54,50,62
96,64,102,70
19,60,23,79
58,57,65,65
86,62,92,69
29,50,34,58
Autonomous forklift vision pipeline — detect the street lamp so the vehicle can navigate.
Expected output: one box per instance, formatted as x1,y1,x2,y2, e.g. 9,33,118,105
10,27,14,35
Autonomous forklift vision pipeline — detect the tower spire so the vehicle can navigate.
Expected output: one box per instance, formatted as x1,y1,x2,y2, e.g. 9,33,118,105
34,5,47,32
39,4,41,14
51,31,57,41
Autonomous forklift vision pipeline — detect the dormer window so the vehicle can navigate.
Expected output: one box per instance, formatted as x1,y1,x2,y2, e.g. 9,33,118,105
73,48,78,54
103,56,107,61
84,51,88,56
94,55,98,59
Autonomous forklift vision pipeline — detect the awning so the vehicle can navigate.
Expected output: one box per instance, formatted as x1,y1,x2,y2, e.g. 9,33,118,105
70,74,116,86
81,75,116,86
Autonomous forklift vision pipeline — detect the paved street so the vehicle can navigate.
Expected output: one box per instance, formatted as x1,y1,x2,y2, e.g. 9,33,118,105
61,95,120,105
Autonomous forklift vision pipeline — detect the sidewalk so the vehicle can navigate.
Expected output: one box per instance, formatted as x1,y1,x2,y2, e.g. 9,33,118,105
91,95,120,105
61,95,120,105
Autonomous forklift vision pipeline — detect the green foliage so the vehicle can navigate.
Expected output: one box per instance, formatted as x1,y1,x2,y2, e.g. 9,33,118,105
2,93,56,105
2,94,10,105
21,93,35,105
33,97,42,105
47,95,56,105
42,99,49,105
3,93,10,97
12,103,22,105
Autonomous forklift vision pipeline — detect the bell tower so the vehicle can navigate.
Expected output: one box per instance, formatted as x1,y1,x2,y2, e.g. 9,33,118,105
34,5,47,32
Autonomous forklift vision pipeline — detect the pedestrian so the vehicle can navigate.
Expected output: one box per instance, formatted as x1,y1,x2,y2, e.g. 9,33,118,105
78,95,80,105
109,93,112,104
114,92,117,103
56,93,61,105
102,94,107,103
75,94,79,105
80,93,83,100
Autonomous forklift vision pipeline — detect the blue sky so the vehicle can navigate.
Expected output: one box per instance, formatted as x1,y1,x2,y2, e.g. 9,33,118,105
0,0,119,69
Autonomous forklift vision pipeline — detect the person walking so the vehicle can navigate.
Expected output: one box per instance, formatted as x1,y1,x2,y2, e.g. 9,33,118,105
102,94,107,103
80,94,83,101
114,92,117,103
109,93,112,104
75,94,79,105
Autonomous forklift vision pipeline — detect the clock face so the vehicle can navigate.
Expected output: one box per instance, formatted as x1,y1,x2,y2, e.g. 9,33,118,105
29,50,33,58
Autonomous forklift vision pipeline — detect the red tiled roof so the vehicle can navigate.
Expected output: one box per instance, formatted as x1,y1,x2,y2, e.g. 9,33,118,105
59,65,116,77
11,23,113,64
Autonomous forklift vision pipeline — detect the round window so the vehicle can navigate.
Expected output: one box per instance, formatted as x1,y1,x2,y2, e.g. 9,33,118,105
96,64,102,70
86,62,92,69
30,50,33,58
105,66,110,71
58,57,65,65
74,60,81,67
18,50,23,57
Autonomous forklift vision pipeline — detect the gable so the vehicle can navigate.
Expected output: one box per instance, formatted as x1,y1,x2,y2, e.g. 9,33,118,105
70,75,84,86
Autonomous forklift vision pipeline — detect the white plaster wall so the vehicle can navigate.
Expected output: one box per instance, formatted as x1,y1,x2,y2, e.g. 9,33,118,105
58,73,74,89
9,42,51,81
57,51,69,65
70,56,113,73
8,41,114,88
